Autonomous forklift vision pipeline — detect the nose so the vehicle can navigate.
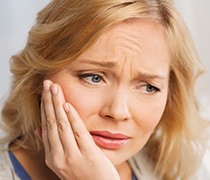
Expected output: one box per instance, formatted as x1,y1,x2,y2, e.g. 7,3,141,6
99,88,131,122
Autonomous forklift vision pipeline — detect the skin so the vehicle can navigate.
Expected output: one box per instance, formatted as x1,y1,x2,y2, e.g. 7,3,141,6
11,19,170,180
42,19,170,179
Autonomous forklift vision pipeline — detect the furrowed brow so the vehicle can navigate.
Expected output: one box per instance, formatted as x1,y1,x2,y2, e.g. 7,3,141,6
136,72,167,81
79,59,117,68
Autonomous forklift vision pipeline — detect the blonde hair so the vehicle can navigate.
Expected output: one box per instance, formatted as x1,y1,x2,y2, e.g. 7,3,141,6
1,0,208,179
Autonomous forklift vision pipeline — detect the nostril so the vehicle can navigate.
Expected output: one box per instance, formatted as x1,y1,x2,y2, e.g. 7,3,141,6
104,114,114,119
102,112,130,122
99,90,131,121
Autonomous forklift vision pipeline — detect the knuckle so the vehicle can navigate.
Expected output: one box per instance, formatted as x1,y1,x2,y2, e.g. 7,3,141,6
45,155,75,174
46,117,56,129
41,123,47,131
45,156,60,169
65,157,74,166
65,155,82,168
73,130,86,140
73,131,82,139
57,120,70,131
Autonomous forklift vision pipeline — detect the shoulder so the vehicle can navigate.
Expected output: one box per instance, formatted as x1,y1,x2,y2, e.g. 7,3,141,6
128,150,157,179
191,163,210,180
129,150,210,180
0,142,20,180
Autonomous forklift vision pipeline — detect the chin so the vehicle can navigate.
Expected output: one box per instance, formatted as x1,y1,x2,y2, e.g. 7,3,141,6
100,147,134,166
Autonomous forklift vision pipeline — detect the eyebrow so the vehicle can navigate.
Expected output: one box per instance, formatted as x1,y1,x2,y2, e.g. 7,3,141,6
78,59,167,80
135,72,167,81
79,59,117,68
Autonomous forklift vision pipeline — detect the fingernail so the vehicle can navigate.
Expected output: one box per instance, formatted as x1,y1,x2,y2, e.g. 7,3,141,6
64,103,70,112
51,84,58,95
43,80,50,91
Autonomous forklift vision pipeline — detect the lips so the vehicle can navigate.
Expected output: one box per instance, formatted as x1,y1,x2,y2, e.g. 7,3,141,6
90,131,130,150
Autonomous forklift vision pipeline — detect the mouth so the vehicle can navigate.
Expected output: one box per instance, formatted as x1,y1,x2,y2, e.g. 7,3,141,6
90,130,130,150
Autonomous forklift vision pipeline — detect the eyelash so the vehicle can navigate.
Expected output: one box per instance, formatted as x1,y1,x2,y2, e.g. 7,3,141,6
77,73,160,94
136,83,160,94
78,73,104,85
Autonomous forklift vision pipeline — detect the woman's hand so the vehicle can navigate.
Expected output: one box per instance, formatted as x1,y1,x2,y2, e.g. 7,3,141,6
40,80,120,180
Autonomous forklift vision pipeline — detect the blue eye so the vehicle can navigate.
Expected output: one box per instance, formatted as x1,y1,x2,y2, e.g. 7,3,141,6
90,74,102,83
135,83,160,94
146,84,156,93
78,73,103,84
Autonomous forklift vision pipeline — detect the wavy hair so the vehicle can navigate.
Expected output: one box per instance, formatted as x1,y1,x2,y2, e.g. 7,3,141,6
1,0,208,179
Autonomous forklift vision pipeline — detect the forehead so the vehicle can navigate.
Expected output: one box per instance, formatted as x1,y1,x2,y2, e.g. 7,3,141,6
81,19,169,59
75,19,170,75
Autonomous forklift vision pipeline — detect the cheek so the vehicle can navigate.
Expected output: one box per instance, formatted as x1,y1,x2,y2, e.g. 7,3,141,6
62,85,102,120
135,100,166,134
50,72,106,122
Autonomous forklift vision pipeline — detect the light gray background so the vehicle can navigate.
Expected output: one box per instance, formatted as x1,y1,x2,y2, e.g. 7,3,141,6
0,0,210,173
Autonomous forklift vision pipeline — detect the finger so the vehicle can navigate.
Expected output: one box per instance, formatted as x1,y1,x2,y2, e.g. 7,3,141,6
51,83,79,154
40,100,50,154
42,80,62,153
63,102,97,154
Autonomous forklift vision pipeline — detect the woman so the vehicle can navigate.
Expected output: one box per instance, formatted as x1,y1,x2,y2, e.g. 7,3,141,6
0,0,209,179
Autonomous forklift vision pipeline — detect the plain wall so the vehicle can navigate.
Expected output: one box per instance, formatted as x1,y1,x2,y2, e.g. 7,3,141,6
0,1,50,107
174,0,210,120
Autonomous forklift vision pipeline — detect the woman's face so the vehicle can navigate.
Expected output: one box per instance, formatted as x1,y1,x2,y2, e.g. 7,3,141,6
50,19,170,166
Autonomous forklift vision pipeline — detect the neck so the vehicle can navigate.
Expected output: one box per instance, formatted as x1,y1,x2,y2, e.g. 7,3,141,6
116,161,133,180
9,143,59,179
10,142,133,180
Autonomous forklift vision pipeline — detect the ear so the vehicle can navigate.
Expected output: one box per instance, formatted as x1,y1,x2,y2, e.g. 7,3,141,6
34,127,42,141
